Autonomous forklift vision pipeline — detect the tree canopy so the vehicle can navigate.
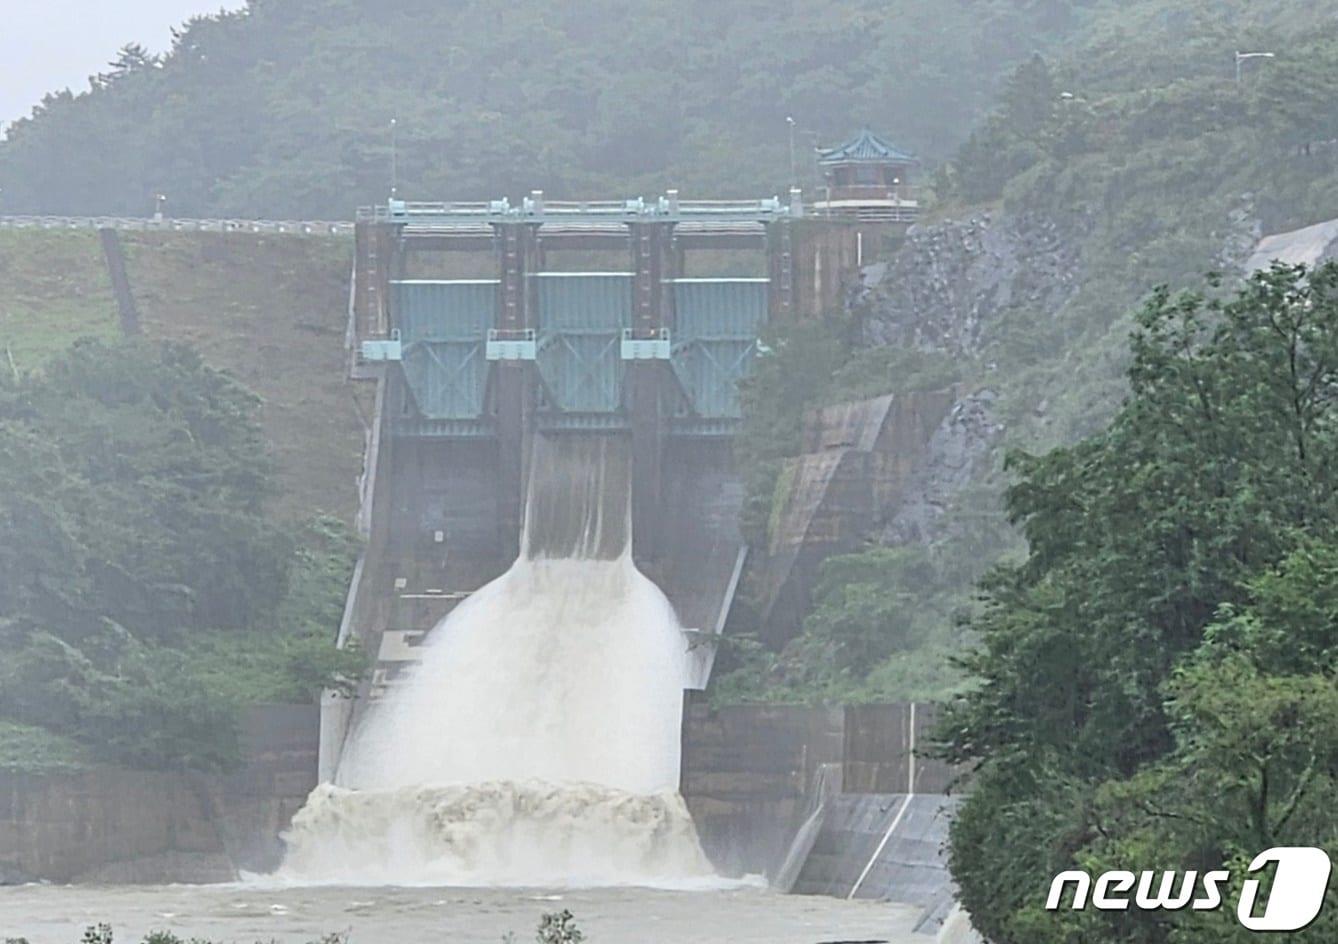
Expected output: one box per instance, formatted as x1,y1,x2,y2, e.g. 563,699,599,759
0,340,362,772
6,0,1336,218
943,263,1338,942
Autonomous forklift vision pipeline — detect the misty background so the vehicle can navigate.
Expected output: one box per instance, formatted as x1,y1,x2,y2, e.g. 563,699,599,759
0,0,239,130
4,3,1338,941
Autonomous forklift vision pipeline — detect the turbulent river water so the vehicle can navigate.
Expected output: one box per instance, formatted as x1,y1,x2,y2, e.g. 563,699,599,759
0,883,930,944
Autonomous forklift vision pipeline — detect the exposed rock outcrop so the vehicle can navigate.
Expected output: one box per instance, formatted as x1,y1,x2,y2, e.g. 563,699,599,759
752,211,1073,643
855,212,1082,356
879,389,1003,547
754,199,1294,646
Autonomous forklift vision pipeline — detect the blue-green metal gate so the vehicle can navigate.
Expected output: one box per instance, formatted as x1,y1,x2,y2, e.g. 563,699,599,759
392,280,496,437
533,273,634,429
671,278,768,435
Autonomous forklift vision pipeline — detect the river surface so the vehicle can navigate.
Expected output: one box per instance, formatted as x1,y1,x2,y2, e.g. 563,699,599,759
0,883,926,944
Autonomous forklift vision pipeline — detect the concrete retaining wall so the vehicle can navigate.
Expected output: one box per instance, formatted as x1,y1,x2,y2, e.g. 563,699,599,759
791,793,962,933
0,768,234,884
845,702,955,795
680,698,958,880
680,698,844,878
756,389,961,644
0,704,318,884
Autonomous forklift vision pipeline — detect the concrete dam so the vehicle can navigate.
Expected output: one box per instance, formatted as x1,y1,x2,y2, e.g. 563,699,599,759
323,191,857,759
0,195,968,939
313,193,826,878
295,190,966,926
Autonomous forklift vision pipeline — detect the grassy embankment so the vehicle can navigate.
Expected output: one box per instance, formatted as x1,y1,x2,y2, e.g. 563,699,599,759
0,230,368,773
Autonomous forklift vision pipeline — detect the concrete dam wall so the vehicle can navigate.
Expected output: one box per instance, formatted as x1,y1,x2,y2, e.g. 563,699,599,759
679,699,963,932
316,197,967,921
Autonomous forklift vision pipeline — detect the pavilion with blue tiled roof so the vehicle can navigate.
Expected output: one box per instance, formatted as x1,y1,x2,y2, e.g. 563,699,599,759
817,128,918,167
813,129,919,224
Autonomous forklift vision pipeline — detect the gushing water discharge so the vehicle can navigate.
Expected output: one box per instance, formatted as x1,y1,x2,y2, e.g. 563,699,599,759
280,436,713,886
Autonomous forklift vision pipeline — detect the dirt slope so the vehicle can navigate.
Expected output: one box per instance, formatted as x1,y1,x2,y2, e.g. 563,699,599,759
0,229,367,523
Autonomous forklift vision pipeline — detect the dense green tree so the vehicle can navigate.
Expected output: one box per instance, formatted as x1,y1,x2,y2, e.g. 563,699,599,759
943,263,1338,942
948,55,1058,202
2,339,287,635
0,340,362,771
9,0,1337,217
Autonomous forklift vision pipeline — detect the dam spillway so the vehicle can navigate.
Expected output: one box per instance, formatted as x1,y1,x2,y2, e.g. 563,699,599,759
283,435,712,886
341,435,681,792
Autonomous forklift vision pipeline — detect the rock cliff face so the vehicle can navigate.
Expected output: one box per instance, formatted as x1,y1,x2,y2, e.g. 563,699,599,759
854,212,1082,356
753,211,1083,641
877,389,1002,547
753,201,1294,643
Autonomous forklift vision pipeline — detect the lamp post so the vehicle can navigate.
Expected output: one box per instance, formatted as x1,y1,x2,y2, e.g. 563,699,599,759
1235,51,1275,84
390,117,399,199
786,116,796,189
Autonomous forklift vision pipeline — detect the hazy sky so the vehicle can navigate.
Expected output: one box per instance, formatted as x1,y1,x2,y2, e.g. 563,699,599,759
1,1,242,130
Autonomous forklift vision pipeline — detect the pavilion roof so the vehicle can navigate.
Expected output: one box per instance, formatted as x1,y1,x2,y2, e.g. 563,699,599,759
817,128,916,165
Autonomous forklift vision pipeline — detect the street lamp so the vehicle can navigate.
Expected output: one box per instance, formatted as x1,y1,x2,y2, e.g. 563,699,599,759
154,193,166,222
1235,51,1275,84
786,116,796,189
389,117,399,199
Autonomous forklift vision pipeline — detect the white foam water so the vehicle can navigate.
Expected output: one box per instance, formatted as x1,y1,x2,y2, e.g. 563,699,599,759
279,436,714,887
280,781,711,887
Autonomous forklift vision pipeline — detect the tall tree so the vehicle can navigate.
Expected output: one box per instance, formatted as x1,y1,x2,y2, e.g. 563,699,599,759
943,263,1338,942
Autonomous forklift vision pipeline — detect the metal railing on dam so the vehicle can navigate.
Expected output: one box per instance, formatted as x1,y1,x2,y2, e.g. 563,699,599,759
0,215,354,235
359,192,798,226
0,193,797,236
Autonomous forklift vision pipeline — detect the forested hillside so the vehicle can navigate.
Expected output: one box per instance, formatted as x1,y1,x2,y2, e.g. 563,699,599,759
0,341,364,773
719,13,1338,710
6,0,1338,217
704,12,1338,941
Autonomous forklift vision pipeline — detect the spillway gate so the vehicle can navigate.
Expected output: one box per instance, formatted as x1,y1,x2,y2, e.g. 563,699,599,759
350,193,807,564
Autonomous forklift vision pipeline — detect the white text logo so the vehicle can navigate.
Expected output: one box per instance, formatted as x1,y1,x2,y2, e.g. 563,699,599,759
1046,847,1331,931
